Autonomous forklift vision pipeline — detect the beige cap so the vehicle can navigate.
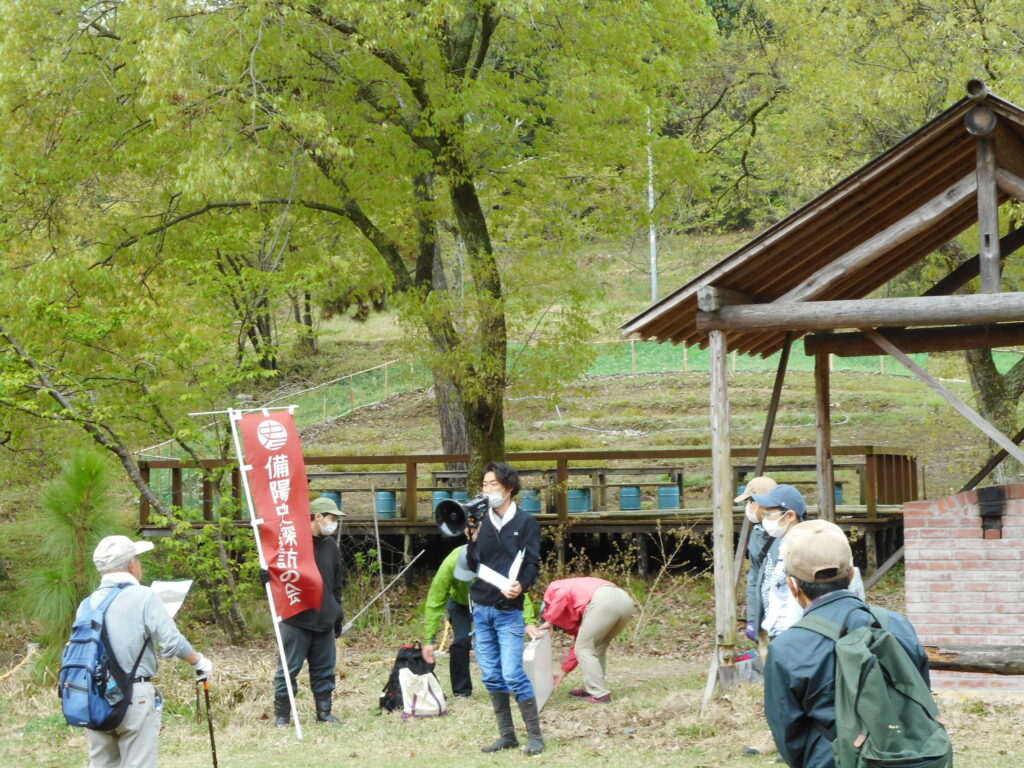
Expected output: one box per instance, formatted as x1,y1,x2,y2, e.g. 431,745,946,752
782,520,853,583
93,535,154,573
734,476,777,503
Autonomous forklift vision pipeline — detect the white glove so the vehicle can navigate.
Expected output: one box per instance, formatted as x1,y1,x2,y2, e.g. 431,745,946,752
192,653,213,681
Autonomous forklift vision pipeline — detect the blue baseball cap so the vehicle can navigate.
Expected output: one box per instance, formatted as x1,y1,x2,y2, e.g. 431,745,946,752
750,484,806,518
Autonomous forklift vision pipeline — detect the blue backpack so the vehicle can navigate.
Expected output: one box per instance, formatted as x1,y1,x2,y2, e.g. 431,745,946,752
58,583,149,730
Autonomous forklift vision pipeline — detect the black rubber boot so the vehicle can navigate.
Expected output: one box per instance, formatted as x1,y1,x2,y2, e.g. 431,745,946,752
274,695,290,727
314,694,340,724
517,696,545,755
481,692,519,753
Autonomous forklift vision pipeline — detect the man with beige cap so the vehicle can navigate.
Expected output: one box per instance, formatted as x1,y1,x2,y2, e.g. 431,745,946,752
83,535,212,768
735,476,778,645
764,520,930,768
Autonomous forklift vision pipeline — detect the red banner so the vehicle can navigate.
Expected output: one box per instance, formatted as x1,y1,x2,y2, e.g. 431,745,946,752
239,411,322,620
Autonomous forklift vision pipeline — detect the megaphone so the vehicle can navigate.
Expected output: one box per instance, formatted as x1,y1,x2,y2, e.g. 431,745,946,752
434,495,490,537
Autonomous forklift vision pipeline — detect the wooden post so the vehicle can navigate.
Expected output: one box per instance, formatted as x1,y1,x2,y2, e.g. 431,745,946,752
733,332,792,587
140,463,151,527
556,459,569,522
405,461,417,521
976,135,1001,293
815,352,835,522
709,329,738,690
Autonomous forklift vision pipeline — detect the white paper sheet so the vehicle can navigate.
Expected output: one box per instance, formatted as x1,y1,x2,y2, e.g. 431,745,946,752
522,632,553,712
475,549,524,593
150,580,193,618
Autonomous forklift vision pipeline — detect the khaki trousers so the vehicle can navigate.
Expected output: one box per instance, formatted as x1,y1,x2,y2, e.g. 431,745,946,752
574,586,635,698
87,682,161,768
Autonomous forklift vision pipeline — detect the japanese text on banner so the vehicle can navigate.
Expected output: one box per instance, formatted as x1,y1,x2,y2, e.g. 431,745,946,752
240,412,323,620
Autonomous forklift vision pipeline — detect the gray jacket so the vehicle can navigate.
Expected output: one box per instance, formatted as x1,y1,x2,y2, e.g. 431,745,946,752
79,573,194,678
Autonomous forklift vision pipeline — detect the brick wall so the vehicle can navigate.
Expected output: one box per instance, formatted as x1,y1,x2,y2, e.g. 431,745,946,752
904,485,1024,691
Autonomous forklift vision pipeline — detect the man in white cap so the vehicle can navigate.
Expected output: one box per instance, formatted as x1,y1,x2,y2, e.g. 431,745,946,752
269,494,345,726
84,535,212,768
765,520,931,768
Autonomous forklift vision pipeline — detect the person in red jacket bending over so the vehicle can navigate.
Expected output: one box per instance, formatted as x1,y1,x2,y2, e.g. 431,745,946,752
536,577,634,703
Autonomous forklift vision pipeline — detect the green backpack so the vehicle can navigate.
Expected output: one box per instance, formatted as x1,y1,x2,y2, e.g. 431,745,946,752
795,605,953,768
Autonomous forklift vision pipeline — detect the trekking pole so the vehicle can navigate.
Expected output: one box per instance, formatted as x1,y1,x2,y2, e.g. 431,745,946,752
195,682,201,724
202,680,219,768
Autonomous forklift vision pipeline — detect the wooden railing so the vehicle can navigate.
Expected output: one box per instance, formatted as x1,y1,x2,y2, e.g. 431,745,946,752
138,445,917,528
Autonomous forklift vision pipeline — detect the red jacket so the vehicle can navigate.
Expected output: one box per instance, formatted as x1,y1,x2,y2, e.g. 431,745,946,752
541,577,614,673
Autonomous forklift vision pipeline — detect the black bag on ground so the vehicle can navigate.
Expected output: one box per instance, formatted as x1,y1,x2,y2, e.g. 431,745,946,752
379,641,435,712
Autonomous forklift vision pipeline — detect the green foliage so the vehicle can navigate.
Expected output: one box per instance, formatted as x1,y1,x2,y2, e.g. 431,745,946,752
24,449,121,676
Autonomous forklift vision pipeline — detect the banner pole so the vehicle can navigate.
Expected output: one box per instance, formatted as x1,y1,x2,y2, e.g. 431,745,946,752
227,408,303,741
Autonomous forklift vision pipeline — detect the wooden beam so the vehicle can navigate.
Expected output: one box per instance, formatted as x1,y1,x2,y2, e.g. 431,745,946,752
733,332,793,587
994,121,1024,179
976,136,1001,292
925,643,1024,675
697,285,756,312
996,167,1024,200
923,226,1024,297
862,545,903,591
861,328,1024,466
815,352,835,522
805,322,1024,357
778,175,976,303
697,292,1024,332
959,424,1024,492
709,330,738,690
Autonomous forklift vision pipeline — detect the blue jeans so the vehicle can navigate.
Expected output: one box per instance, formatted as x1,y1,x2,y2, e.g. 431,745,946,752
274,622,336,699
472,604,534,700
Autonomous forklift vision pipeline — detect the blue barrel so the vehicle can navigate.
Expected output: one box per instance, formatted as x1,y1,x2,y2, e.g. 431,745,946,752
432,490,452,512
567,488,592,513
619,486,641,511
375,490,397,519
834,481,844,505
452,490,469,502
658,486,681,509
519,489,541,514
320,491,343,514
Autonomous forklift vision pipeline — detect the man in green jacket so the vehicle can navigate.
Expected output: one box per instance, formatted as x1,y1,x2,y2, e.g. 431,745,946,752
421,545,538,698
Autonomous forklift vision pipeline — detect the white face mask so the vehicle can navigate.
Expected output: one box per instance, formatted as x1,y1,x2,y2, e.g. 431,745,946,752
319,517,338,536
744,502,760,524
483,491,506,510
762,513,789,538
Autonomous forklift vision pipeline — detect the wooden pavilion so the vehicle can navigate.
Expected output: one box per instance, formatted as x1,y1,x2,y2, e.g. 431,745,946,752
622,80,1024,689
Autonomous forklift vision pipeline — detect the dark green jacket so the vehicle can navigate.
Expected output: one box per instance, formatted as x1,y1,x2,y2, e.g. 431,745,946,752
764,592,930,768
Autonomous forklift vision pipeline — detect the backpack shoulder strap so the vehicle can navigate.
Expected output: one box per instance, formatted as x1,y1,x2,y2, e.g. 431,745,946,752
867,605,889,630
793,613,842,641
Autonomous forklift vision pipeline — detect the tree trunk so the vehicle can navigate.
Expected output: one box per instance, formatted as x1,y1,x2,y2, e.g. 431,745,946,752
448,175,507,488
964,348,1020,482
301,291,318,355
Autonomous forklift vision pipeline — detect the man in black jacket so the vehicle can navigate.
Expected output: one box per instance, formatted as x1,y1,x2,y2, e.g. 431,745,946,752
272,495,345,726
466,461,544,755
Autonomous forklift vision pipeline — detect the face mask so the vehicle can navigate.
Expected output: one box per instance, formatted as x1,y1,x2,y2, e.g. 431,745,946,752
744,502,759,524
762,513,789,538
483,491,506,510
319,518,338,536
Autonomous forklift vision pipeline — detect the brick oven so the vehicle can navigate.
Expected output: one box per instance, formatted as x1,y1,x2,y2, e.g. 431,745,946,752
903,486,1024,691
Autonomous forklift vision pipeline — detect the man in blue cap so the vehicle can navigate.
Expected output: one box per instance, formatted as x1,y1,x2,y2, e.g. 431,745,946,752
744,483,806,758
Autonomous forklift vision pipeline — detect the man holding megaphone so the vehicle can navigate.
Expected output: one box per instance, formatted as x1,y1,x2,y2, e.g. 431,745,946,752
461,462,545,756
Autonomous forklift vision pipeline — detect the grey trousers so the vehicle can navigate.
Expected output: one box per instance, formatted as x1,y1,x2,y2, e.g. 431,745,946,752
575,586,634,697
87,681,161,768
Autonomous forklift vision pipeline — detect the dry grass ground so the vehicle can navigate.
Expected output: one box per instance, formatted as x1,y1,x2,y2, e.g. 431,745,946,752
3,644,1022,768
3,567,1022,768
